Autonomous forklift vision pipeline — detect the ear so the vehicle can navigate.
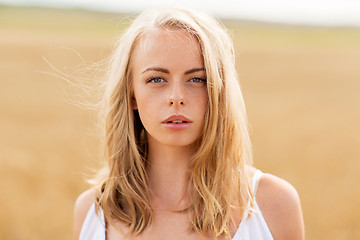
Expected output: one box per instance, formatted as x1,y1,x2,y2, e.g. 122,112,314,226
131,95,138,110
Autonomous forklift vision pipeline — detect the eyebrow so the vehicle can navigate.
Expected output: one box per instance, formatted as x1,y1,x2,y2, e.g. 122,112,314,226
141,67,205,75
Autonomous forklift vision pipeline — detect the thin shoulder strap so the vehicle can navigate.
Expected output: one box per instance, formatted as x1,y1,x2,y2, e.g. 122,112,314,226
252,170,263,197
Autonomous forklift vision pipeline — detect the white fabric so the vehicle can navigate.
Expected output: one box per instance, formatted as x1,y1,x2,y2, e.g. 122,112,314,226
79,170,273,240
232,170,274,240
79,204,106,240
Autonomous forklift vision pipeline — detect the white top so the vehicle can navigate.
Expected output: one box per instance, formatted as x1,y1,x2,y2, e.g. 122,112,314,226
79,170,273,240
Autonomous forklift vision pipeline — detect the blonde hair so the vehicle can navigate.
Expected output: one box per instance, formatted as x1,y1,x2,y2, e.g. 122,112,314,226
94,7,254,237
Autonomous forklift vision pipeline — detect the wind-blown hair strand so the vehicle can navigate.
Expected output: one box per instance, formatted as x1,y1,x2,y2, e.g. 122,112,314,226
93,7,254,237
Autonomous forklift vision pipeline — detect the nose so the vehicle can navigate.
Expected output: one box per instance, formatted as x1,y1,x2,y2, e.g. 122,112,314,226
168,82,185,107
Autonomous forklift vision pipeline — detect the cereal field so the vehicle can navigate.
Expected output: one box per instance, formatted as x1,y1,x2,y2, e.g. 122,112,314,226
1,6,359,240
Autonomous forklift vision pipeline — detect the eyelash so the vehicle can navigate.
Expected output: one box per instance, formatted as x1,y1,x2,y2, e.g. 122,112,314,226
147,77,207,84
189,77,207,83
147,77,165,83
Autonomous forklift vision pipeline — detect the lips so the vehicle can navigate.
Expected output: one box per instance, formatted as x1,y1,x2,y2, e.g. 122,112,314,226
161,115,192,130
162,115,192,124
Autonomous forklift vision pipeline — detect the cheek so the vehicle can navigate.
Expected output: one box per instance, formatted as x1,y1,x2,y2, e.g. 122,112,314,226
135,93,149,113
195,89,208,114
134,90,160,123
133,84,147,110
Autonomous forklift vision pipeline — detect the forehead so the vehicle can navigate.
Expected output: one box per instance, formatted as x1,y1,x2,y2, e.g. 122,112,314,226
131,27,204,71
139,27,200,51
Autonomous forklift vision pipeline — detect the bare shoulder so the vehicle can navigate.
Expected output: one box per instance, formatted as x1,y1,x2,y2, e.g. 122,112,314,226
73,188,97,240
256,172,305,240
245,165,257,180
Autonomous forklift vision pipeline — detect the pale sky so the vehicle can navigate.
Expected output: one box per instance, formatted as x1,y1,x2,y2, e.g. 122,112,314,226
2,0,360,26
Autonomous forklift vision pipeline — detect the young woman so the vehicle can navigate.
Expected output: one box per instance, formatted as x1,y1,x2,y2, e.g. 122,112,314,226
73,7,304,240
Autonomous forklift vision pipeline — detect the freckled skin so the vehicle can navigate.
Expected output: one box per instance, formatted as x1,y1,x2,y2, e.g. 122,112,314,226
131,28,208,148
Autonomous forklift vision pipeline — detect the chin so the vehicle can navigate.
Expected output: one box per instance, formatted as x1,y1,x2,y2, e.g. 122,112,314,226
161,137,199,148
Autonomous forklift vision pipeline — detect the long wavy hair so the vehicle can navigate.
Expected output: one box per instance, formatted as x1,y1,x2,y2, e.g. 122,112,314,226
94,7,254,238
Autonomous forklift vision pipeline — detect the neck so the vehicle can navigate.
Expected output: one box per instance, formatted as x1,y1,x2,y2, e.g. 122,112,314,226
146,137,196,211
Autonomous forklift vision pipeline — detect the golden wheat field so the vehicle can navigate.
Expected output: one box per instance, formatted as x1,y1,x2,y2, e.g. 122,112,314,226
1,6,359,240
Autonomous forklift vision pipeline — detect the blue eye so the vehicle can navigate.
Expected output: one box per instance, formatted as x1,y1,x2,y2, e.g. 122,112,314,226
189,77,206,83
148,77,165,83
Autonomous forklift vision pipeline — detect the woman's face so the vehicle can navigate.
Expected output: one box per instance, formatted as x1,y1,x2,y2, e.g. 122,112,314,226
130,28,208,148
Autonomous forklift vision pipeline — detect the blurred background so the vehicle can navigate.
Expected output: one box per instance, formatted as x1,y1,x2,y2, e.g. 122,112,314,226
0,1,359,239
